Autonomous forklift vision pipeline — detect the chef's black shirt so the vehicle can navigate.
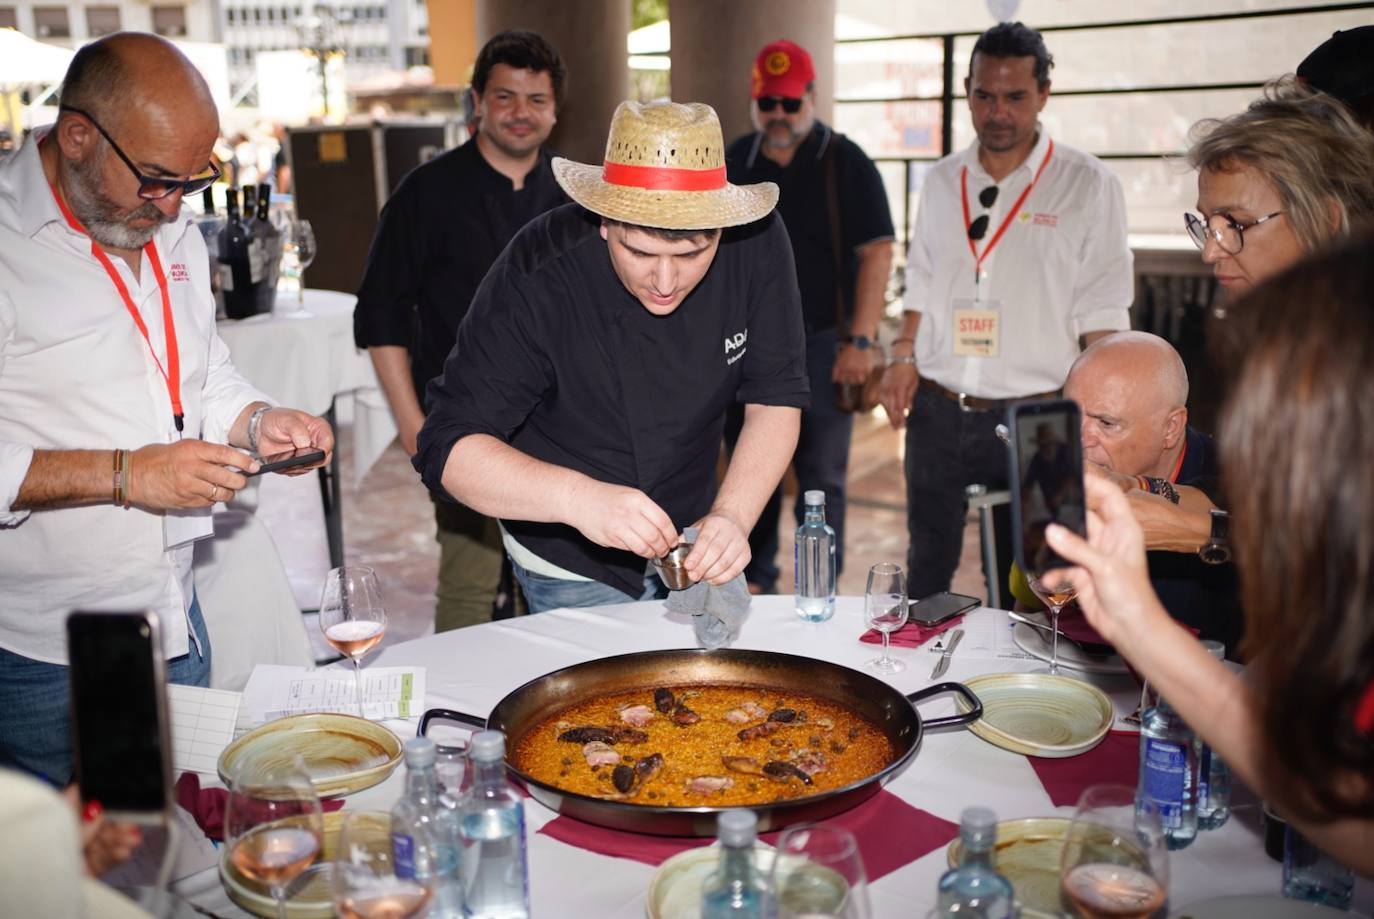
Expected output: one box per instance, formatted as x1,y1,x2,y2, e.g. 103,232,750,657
724,121,894,334
414,204,810,597
353,140,568,405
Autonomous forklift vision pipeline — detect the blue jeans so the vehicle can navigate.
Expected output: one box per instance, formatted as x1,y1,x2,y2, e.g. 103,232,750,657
511,560,667,614
725,328,854,592
0,594,212,786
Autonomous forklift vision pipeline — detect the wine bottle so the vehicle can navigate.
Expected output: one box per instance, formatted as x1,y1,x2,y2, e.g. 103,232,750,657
253,182,281,314
218,188,256,319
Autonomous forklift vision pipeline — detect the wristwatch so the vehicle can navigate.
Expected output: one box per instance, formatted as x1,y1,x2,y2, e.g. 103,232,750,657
1198,508,1231,565
848,334,873,351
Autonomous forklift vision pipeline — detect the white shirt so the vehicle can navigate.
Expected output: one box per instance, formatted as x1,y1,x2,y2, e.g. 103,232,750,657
0,131,271,665
903,130,1133,398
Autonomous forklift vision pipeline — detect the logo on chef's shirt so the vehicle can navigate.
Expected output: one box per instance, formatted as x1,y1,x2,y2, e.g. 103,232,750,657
724,329,748,365
169,263,191,282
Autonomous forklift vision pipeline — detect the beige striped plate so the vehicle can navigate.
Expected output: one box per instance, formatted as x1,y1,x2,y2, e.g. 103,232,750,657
954,672,1113,758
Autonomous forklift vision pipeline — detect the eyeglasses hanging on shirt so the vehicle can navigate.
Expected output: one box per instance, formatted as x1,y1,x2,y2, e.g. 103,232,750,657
967,186,1000,242
960,140,1054,299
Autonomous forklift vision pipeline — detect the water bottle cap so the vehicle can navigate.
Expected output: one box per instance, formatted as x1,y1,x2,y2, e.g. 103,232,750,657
403,736,437,767
803,490,826,506
717,809,757,846
1201,639,1225,660
470,730,506,762
959,806,997,847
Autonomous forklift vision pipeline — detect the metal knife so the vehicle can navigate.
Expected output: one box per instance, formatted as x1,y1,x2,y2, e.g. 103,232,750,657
930,628,965,679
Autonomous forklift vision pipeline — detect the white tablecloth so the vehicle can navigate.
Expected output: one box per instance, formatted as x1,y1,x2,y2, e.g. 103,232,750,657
174,598,1373,917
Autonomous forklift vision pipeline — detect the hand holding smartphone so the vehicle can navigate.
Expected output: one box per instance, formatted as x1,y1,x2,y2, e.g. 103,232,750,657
1007,398,1088,576
245,445,326,477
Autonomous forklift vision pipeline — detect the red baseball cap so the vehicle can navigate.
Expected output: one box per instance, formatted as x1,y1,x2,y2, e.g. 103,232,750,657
751,40,815,100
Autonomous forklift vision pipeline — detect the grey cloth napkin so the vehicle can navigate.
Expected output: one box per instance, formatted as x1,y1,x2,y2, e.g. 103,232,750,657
664,573,751,649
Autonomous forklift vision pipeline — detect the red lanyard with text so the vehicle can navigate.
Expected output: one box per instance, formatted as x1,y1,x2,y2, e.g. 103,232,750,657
960,139,1054,298
48,181,184,433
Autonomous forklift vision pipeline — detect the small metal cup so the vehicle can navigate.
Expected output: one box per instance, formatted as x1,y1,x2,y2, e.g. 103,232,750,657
653,543,695,590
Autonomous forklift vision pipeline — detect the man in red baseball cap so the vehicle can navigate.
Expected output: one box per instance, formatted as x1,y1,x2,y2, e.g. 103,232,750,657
724,39,896,594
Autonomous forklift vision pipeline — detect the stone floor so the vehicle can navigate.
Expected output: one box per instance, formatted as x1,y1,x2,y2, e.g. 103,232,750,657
337,411,989,637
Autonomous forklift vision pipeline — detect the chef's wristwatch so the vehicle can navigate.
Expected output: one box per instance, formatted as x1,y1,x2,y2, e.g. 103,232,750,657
1198,508,1231,565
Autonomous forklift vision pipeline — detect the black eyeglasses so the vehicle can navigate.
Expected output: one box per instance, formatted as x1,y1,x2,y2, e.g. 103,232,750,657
757,96,804,114
968,185,999,241
1184,210,1284,255
59,105,221,200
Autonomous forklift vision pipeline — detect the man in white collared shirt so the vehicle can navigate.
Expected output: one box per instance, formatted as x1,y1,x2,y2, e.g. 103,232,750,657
879,22,1133,601
0,33,334,783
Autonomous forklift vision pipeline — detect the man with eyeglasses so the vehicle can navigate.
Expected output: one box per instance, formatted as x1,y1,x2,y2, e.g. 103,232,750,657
0,33,333,783
879,21,1133,603
722,39,895,594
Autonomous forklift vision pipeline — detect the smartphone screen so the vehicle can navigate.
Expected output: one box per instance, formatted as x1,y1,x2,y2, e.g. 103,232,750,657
246,445,326,476
67,612,171,817
1008,399,1086,576
909,591,979,626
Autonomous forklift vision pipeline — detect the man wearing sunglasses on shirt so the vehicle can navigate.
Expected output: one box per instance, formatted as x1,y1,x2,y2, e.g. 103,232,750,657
878,22,1133,603
0,33,333,784
722,40,895,594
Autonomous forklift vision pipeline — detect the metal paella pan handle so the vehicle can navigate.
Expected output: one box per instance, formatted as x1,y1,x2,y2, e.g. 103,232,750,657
418,707,486,753
905,681,983,731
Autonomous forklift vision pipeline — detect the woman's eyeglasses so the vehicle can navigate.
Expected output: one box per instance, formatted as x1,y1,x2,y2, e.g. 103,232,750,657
59,105,221,200
1184,210,1284,255
756,96,804,114
968,185,1000,241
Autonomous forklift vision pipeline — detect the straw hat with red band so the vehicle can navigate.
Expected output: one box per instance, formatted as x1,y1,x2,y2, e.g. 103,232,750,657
552,100,778,231
751,39,815,100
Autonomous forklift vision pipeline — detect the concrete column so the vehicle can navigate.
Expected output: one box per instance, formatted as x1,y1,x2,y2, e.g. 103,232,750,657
476,0,630,165
669,0,836,146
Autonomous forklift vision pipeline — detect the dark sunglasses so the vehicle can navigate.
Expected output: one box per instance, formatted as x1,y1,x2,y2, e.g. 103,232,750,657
60,105,221,200
757,96,804,114
968,185,1000,241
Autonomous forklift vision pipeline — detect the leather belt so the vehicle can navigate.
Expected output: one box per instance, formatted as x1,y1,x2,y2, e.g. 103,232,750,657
920,377,1060,412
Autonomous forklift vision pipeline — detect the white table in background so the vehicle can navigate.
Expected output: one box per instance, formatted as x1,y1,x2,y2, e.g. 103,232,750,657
173,599,1372,917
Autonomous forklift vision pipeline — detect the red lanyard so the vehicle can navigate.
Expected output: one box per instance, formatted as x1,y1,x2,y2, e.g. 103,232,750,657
960,139,1054,291
48,181,184,432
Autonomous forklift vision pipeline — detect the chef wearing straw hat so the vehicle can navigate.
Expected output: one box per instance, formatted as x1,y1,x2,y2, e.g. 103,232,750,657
415,101,809,613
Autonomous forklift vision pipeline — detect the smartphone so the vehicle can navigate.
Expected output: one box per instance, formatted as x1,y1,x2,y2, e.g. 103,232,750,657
246,445,326,476
67,611,172,823
1007,398,1087,576
909,591,979,626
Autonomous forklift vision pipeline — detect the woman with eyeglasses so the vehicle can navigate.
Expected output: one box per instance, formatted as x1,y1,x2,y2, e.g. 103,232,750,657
1185,76,1374,296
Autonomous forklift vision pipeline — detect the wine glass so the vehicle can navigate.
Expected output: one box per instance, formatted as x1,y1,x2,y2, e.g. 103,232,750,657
864,562,908,674
770,824,872,919
1060,784,1170,919
225,757,324,919
333,810,435,919
1027,574,1078,675
290,219,316,304
319,565,387,719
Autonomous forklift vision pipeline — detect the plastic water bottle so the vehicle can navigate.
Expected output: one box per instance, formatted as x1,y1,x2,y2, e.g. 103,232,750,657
935,807,1015,918
1196,641,1232,831
390,738,463,917
794,490,836,622
459,730,529,919
1137,692,1198,850
700,809,773,918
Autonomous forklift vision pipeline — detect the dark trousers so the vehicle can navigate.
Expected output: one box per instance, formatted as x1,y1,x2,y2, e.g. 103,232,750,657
725,328,853,592
904,384,1012,600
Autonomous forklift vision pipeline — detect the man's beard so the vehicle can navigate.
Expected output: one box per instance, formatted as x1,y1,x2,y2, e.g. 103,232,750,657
762,118,805,149
62,149,170,250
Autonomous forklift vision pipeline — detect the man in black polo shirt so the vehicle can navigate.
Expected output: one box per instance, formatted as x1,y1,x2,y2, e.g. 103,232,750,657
354,31,568,631
723,40,895,593
414,101,808,613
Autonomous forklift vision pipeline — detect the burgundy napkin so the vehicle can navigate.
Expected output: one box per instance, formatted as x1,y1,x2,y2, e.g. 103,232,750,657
860,614,964,648
175,772,344,842
1053,606,1111,650
1027,733,1138,808
539,789,959,882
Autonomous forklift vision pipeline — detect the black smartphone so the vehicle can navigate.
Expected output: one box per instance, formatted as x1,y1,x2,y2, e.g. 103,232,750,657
246,445,326,476
1007,398,1087,576
67,611,172,822
908,591,979,626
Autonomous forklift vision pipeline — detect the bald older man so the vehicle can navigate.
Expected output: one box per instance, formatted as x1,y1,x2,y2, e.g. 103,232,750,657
0,33,333,782
1060,332,1241,652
